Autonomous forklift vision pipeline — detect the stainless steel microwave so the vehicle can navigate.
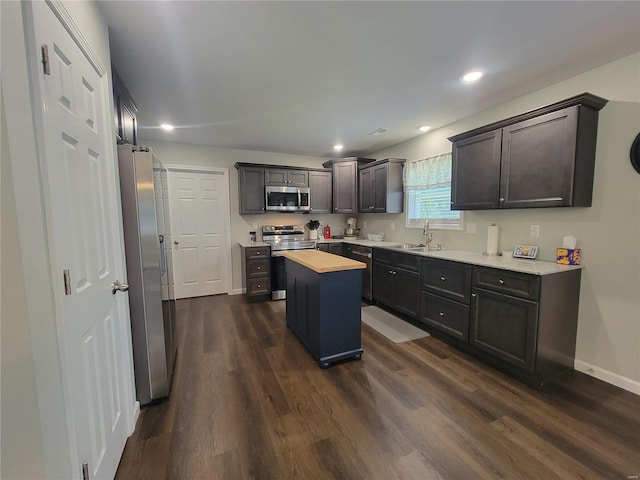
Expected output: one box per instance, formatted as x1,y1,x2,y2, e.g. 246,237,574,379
265,186,310,212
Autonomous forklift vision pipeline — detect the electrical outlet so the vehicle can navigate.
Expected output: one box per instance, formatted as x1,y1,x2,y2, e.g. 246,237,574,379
530,224,540,237
391,222,395,230
466,222,477,234
252,222,258,230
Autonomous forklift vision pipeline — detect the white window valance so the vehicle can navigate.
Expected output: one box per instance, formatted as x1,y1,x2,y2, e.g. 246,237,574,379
403,152,452,190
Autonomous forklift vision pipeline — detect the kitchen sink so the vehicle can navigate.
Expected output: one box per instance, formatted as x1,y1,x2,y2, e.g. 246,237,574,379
392,243,425,249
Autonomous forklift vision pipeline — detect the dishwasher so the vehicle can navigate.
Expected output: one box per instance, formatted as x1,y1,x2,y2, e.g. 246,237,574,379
344,244,372,301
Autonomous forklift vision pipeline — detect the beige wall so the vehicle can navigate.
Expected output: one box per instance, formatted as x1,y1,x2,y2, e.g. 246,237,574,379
141,141,351,292
1,90,47,480
369,52,640,389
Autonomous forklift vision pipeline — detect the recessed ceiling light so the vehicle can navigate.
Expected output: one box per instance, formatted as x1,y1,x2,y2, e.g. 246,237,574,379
462,71,483,82
160,123,175,131
418,125,431,132
333,144,344,151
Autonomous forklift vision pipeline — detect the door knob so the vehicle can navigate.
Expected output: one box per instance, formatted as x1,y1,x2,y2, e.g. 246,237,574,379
111,280,129,294
174,240,179,245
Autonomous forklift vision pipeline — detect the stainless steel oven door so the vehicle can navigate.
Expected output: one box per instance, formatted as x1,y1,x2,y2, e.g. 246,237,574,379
265,186,310,211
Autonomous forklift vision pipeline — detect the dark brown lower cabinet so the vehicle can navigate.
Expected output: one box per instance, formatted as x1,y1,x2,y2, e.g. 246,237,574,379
241,245,271,297
469,266,582,385
470,287,538,372
372,260,420,319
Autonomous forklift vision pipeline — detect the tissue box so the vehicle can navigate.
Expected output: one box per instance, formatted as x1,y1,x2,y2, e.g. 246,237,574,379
556,248,581,265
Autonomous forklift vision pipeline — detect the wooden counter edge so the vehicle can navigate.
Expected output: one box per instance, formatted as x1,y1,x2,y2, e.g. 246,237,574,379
282,250,366,273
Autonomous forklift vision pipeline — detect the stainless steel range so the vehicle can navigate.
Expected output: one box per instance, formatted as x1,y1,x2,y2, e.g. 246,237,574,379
262,224,316,300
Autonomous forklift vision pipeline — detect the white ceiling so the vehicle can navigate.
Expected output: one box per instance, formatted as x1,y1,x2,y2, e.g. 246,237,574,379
98,1,640,158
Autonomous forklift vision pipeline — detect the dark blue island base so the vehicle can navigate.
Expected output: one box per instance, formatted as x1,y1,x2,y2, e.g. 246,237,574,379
284,254,365,368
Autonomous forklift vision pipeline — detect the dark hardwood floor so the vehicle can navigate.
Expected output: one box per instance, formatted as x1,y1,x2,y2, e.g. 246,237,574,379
116,294,640,479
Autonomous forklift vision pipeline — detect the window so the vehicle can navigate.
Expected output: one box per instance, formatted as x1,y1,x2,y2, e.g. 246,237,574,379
403,152,463,230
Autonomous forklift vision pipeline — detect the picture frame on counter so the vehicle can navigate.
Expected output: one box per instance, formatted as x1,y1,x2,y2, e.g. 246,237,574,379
513,244,538,259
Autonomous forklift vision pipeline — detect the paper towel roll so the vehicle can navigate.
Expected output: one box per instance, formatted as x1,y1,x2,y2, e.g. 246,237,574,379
486,225,499,254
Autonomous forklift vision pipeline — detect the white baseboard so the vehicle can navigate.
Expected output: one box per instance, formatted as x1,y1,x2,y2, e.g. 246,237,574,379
230,288,245,296
574,360,640,395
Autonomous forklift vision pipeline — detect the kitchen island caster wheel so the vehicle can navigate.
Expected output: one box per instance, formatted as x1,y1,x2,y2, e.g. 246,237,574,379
354,354,362,360
319,361,330,369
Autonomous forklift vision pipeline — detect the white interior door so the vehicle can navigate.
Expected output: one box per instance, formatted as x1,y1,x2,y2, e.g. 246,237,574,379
168,168,232,298
30,3,133,478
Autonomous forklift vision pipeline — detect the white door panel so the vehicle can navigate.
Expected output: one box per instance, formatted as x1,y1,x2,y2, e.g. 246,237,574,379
30,2,132,478
169,169,231,298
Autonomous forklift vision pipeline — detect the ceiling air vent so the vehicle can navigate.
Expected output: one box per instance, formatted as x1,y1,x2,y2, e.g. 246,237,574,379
368,128,387,136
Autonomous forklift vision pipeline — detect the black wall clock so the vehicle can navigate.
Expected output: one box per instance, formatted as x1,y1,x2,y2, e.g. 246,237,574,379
631,132,640,174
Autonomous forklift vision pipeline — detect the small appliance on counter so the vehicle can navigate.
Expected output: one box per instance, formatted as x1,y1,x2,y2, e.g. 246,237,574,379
344,217,359,239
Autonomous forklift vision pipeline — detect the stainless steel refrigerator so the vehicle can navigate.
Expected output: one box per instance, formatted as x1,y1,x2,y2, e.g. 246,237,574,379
117,144,176,405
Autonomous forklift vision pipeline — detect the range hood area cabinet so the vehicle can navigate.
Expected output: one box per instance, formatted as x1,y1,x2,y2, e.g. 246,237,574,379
235,163,332,214
358,158,405,213
448,93,608,210
322,157,375,214
265,168,309,187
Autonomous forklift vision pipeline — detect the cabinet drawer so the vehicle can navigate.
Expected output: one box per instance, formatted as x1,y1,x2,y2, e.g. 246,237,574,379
247,259,270,278
473,267,540,300
421,259,471,303
373,248,394,266
420,292,469,341
246,246,270,260
395,252,420,272
373,249,420,272
247,277,271,296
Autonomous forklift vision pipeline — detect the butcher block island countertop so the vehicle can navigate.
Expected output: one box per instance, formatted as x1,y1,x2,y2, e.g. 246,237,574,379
281,250,366,273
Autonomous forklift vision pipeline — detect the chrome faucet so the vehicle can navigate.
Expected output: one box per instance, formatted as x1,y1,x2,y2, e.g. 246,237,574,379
423,219,444,251
423,219,434,249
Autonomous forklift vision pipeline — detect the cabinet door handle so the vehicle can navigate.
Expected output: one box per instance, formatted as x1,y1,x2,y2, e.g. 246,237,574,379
499,197,505,202
388,270,393,274
440,276,446,281
498,279,504,285
257,284,262,288
439,312,445,316
472,293,477,298
257,266,261,270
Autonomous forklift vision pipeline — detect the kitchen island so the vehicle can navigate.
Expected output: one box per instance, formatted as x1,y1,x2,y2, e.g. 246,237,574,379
281,250,366,368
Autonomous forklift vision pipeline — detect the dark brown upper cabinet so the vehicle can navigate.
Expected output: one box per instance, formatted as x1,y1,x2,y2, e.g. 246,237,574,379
112,66,138,145
358,158,405,213
236,164,265,214
308,169,333,214
449,93,608,210
322,157,374,214
264,168,309,187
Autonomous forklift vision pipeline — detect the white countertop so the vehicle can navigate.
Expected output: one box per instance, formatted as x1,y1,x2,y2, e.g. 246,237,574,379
375,247,582,275
238,241,270,248
238,239,581,275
